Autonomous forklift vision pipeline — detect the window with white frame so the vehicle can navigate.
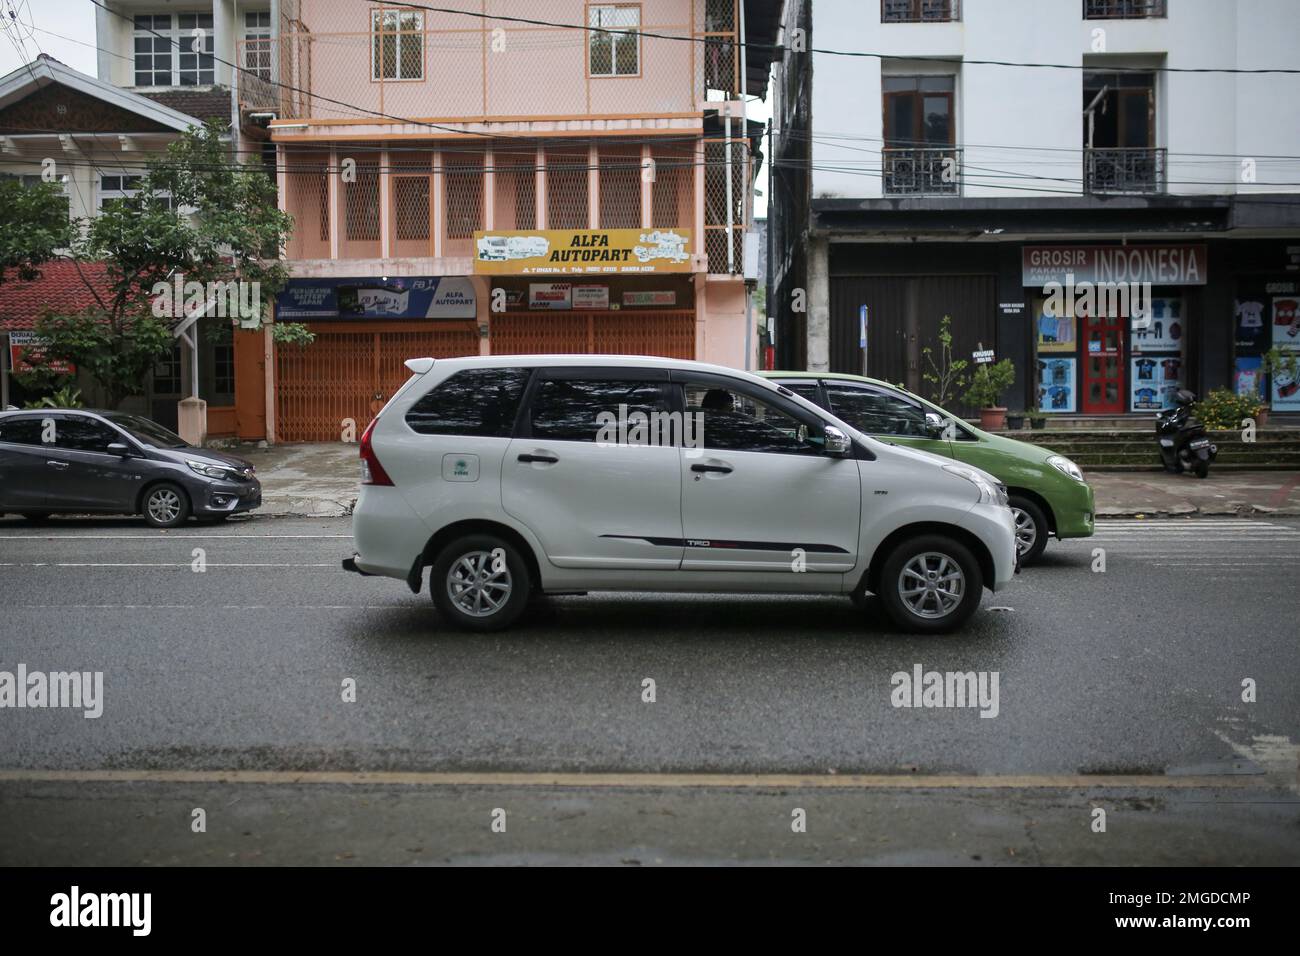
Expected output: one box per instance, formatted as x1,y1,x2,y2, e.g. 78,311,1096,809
177,14,215,85
133,13,214,87
589,4,640,76
133,15,173,86
244,11,273,82
371,8,424,81
99,173,173,212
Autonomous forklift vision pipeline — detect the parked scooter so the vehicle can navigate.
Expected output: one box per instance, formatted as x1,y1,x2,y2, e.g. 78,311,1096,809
1156,389,1217,478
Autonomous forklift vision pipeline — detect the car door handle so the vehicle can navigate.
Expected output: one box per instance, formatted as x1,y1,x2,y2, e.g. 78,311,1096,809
517,453,559,464
46,460,69,469
691,463,733,474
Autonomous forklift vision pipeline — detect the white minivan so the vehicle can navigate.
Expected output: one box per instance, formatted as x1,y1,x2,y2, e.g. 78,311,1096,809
345,355,1018,633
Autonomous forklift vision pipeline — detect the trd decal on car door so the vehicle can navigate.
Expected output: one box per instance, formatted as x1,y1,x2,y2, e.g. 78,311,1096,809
600,534,850,554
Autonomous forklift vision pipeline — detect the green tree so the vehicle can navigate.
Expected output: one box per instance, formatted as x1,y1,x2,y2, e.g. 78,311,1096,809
28,124,307,408
0,177,74,284
921,315,969,408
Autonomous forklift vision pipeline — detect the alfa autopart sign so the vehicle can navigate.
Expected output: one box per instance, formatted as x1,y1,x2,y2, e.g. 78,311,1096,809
473,229,693,275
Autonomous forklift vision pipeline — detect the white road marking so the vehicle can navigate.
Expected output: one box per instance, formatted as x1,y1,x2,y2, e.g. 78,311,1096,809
0,769,1283,790
0,534,351,540
0,562,339,568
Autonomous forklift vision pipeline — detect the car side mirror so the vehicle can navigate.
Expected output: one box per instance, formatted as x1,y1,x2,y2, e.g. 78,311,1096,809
106,442,133,457
924,412,948,439
823,425,852,458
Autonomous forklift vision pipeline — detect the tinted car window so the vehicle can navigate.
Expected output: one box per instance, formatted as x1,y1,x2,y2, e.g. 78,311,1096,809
684,383,816,455
782,381,821,403
0,417,46,445
102,413,187,448
53,416,120,452
406,368,530,437
530,378,669,443
825,384,929,437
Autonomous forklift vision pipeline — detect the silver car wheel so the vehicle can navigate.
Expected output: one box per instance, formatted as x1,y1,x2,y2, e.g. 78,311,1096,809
1011,506,1038,556
148,488,182,524
446,550,513,618
897,551,965,620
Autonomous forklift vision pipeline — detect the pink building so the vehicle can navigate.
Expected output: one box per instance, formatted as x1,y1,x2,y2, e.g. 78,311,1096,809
238,0,778,441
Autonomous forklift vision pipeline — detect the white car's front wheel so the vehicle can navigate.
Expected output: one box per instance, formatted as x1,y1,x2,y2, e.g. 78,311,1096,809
878,534,984,634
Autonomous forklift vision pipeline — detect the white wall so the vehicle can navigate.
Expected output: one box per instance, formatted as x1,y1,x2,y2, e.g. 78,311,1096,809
806,0,1300,199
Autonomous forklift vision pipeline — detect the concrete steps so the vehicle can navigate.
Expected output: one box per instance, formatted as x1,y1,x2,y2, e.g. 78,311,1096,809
991,427,1300,470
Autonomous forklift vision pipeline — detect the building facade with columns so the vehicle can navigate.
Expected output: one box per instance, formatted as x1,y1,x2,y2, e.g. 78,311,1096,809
244,0,778,441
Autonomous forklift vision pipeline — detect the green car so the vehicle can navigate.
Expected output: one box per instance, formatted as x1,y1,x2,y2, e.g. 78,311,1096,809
762,371,1095,565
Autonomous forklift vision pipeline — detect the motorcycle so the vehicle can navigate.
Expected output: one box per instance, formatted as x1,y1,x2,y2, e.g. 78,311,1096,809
1156,389,1217,478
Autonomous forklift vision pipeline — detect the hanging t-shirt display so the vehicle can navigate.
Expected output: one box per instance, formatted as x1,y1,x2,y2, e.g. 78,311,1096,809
1036,358,1076,413
1131,297,1183,352
1036,300,1075,354
1273,297,1300,346
1235,298,1268,350
1129,296,1184,412
1235,356,1265,401
1130,354,1182,411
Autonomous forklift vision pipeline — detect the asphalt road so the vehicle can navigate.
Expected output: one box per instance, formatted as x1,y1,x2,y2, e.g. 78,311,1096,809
1,514,1297,864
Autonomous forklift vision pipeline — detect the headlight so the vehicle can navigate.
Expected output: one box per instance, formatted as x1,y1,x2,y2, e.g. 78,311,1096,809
943,464,1007,506
186,459,236,480
1047,455,1085,482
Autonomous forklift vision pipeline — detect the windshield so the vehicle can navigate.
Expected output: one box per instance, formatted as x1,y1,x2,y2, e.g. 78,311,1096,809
103,413,190,449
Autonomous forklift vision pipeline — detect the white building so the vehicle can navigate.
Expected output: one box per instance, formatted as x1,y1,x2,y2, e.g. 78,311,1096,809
770,0,1300,417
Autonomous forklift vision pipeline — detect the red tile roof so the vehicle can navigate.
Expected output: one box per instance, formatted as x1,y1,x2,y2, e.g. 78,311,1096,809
0,260,112,331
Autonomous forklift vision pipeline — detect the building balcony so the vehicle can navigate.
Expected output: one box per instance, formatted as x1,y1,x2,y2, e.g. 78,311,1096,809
1083,147,1166,195
881,0,960,23
882,146,962,196
1083,0,1166,19
279,137,749,276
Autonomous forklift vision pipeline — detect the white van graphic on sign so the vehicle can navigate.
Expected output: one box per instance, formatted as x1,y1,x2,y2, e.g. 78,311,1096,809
633,230,690,264
477,235,551,261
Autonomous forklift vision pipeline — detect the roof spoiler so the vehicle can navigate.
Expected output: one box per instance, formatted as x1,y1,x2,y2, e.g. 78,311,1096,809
404,357,436,375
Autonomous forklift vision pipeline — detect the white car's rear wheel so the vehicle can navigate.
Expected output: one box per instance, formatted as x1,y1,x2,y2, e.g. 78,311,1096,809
430,534,531,632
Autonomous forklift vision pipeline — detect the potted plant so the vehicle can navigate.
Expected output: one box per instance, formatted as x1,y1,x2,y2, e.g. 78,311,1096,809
920,315,969,408
1005,410,1026,430
1029,405,1047,430
963,359,1016,431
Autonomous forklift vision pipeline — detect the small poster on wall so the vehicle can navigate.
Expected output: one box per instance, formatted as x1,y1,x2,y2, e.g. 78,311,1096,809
1235,297,1269,350
1273,297,1300,346
1131,297,1185,352
1035,299,1075,353
1235,356,1266,401
1037,357,1076,413
1131,355,1183,411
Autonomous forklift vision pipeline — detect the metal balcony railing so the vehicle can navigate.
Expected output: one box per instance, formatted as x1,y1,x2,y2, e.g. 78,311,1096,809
1083,0,1167,19
882,0,960,22
1084,147,1166,194
882,147,961,196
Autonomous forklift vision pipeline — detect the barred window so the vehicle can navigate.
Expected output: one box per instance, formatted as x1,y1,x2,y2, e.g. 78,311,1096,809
589,5,640,77
372,9,424,80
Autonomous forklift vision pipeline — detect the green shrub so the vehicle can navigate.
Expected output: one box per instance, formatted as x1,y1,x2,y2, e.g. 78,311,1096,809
1193,388,1263,430
963,359,1016,409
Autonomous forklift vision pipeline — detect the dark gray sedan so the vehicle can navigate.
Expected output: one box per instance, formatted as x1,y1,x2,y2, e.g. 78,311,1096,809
0,409,261,528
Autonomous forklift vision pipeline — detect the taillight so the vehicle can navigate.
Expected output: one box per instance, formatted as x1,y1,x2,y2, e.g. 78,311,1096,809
359,418,394,486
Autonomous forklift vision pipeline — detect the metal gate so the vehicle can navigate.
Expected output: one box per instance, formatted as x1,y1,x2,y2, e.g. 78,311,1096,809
490,311,696,359
829,275,996,414
275,323,479,441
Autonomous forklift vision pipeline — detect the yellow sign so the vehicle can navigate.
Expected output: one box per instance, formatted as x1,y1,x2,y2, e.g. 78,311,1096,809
472,229,693,275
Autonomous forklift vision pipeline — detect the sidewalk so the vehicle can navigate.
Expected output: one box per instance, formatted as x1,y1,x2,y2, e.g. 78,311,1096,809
235,442,1300,518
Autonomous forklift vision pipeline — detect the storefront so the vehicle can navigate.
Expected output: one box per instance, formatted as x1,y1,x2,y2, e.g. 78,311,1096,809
1233,272,1300,413
1022,244,1207,415
272,276,480,442
473,228,699,361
